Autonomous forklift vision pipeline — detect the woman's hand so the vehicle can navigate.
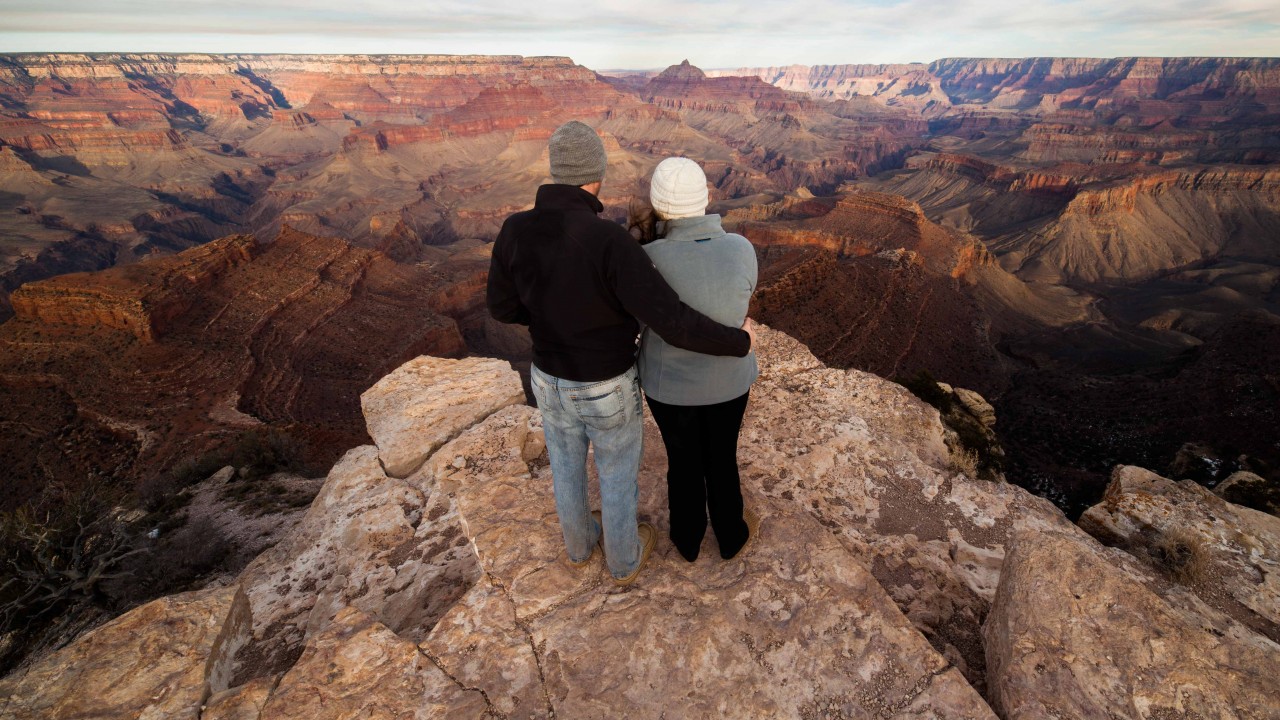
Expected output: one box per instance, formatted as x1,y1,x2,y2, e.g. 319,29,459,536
741,317,758,350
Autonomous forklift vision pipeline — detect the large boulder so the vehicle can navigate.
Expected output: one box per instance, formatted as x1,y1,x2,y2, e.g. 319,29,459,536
740,327,1072,692
360,355,524,478
232,436,481,680
1080,465,1280,638
226,353,526,680
0,584,250,720
984,527,1280,718
1214,470,1280,517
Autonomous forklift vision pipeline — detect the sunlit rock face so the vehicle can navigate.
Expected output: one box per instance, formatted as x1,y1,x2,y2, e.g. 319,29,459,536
985,525,1280,719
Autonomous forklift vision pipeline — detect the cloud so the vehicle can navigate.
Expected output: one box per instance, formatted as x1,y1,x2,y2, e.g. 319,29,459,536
1,0,1277,67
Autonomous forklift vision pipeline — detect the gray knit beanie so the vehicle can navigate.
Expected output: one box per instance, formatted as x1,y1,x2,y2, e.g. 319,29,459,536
549,120,607,186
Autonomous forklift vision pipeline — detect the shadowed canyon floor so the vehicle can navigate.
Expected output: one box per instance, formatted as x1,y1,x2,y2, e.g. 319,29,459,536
3,326,1278,718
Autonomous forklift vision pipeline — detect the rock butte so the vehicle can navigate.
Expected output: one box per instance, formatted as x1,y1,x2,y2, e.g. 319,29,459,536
2,325,1277,718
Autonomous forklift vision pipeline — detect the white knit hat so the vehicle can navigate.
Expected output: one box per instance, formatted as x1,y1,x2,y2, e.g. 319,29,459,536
649,157,709,219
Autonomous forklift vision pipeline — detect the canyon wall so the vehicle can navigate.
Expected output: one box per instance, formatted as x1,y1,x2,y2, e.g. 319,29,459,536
0,54,928,313
0,228,483,507
719,57,1280,115
9,234,258,341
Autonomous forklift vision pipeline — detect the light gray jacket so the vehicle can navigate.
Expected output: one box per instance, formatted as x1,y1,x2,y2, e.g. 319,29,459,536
638,214,758,405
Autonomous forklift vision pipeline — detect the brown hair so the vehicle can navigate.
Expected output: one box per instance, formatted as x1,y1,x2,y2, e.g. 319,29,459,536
627,198,661,245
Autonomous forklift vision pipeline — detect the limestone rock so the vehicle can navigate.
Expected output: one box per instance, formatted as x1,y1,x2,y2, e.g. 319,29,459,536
1080,465,1280,637
1215,470,1280,517
419,577,545,718
202,675,278,720
361,355,525,477
419,403,995,718
750,321,826,381
952,387,996,428
260,606,485,719
740,325,1070,691
984,527,1280,719
0,584,251,720
234,444,480,679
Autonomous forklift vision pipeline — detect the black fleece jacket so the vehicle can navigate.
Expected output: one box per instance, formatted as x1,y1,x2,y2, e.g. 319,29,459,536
487,184,750,382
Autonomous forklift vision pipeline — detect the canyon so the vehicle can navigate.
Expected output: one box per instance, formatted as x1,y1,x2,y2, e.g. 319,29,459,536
1,52,1279,690
1,51,1276,505
0,53,926,320
0,51,1276,500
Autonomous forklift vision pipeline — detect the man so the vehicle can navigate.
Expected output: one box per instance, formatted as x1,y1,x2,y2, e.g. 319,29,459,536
487,120,755,586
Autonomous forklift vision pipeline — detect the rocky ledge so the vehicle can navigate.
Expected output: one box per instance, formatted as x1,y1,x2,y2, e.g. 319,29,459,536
2,326,1277,718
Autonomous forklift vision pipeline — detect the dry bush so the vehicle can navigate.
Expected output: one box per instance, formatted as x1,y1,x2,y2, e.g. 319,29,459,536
949,449,981,479
0,482,143,673
1149,528,1211,586
107,515,232,604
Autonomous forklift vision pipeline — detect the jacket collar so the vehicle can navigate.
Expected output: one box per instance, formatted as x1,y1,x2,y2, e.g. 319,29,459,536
534,184,604,214
659,214,725,242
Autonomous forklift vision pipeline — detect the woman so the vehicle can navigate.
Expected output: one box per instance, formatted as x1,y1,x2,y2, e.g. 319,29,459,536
636,157,760,562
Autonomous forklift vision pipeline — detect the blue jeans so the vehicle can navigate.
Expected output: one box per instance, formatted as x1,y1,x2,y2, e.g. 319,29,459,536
530,363,644,579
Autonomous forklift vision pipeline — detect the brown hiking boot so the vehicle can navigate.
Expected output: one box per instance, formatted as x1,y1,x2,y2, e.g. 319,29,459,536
568,511,605,568
727,507,761,561
611,522,657,586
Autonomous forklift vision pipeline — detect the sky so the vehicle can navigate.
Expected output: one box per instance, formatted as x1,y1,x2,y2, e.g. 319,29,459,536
1,0,1277,70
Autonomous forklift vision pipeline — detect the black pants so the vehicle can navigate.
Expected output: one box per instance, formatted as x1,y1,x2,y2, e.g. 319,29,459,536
645,391,750,561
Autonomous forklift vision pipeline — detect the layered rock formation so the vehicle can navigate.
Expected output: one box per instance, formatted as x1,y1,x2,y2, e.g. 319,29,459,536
708,63,953,115
0,227,484,509
629,61,923,193
724,57,1280,126
5,325,1278,718
736,186,1089,397
9,234,258,341
0,54,925,311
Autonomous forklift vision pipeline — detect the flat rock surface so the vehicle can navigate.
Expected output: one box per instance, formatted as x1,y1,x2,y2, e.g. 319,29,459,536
260,606,485,719
361,354,525,477
420,402,995,718
984,526,1280,719
0,584,250,720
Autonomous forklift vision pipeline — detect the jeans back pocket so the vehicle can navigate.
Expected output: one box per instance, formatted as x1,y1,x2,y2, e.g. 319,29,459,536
570,383,626,430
